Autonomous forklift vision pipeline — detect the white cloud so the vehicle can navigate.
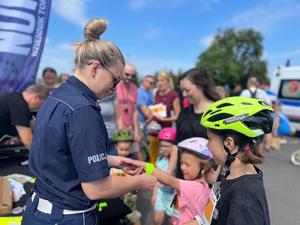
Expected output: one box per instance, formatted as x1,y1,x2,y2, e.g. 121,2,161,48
266,49,300,75
128,55,193,77
128,0,154,11
143,26,161,40
128,0,220,11
57,43,75,51
198,0,220,11
37,45,75,79
199,35,214,48
262,51,268,60
270,49,300,59
228,0,300,33
52,0,88,27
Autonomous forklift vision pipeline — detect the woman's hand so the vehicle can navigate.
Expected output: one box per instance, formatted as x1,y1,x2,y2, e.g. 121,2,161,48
108,155,144,175
133,129,141,142
154,115,165,122
120,158,145,175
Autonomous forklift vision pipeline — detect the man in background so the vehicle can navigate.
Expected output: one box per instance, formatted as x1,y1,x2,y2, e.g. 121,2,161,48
240,76,271,105
116,64,142,159
137,75,155,125
0,84,49,151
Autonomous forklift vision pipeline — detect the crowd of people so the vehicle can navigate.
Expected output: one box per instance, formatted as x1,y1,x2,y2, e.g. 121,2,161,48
0,18,296,225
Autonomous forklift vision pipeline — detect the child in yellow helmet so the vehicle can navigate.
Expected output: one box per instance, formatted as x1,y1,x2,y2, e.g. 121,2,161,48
185,96,274,225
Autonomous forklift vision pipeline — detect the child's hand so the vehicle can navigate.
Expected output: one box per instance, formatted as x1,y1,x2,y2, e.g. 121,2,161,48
154,115,165,122
133,129,141,142
120,158,145,175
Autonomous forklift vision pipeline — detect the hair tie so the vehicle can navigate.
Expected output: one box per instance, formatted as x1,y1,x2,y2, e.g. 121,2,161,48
243,146,251,152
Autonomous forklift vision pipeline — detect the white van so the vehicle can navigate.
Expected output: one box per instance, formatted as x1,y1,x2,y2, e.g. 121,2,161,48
271,66,300,131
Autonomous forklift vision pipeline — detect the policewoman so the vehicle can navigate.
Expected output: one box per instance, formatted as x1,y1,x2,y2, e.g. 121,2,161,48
21,18,157,225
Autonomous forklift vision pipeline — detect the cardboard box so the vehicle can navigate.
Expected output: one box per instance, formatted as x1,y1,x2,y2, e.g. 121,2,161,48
0,176,12,216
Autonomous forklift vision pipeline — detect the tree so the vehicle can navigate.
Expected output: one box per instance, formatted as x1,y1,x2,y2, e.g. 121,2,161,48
196,28,267,87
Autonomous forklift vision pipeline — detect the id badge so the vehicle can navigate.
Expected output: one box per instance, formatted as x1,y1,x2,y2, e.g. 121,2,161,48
200,182,220,225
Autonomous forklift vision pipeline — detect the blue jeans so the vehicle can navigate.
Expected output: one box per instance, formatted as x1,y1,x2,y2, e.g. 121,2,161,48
21,194,98,225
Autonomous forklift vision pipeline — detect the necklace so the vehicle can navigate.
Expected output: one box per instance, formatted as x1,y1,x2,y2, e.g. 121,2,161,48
120,82,129,113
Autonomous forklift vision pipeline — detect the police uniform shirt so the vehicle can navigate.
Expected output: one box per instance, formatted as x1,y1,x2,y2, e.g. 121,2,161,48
29,76,110,210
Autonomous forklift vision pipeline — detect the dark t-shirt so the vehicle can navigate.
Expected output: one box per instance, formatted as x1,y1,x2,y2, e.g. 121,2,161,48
155,90,178,128
211,167,270,225
175,106,207,145
175,106,208,178
0,93,31,138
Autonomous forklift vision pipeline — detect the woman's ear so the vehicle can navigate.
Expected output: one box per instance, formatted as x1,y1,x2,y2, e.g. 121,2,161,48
89,61,100,78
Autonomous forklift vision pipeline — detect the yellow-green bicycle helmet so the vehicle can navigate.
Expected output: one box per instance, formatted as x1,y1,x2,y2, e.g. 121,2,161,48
112,129,133,142
201,96,274,138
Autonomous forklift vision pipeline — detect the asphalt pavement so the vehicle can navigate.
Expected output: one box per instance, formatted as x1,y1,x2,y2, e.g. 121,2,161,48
260,137,300,225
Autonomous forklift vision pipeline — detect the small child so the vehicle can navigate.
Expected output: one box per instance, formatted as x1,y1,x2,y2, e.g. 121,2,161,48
152,127,177,225
111,129,141,225
125,137,217,225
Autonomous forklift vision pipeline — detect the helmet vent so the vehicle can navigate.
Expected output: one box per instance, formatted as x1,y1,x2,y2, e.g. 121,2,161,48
216,103,233,108
210,109,221,115
207,113,233,122
203,109,212,117
241,102,253,105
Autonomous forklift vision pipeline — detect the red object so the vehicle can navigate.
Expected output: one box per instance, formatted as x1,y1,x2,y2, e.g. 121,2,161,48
158,127,177,141
183,97,189,108
243,146,251,152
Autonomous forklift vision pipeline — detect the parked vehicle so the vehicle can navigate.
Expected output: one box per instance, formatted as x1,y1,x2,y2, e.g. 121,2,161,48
271,66,300,131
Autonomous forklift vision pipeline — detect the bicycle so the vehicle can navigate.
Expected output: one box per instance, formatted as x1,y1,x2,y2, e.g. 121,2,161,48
290,149,300,166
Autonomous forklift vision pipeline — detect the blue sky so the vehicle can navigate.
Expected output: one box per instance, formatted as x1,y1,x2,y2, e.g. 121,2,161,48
38,0,300,79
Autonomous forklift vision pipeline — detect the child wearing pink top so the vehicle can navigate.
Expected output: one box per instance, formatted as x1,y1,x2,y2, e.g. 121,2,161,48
124,137,218,225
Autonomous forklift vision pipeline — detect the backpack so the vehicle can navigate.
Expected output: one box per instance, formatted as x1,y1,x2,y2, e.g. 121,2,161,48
248,88,257,98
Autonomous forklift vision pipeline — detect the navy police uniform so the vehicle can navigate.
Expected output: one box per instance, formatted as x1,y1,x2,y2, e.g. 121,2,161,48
22,76,110,225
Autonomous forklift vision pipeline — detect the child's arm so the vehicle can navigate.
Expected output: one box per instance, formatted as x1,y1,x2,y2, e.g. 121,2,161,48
183,220,200,225
167,145,178,175
144,162,180,191
151,184,158,205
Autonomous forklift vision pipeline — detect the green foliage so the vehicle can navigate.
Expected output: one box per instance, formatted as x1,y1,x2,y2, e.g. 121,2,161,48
196,28,267,87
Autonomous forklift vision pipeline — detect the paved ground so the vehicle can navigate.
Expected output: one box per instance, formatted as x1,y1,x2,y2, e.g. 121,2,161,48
261,137,300,225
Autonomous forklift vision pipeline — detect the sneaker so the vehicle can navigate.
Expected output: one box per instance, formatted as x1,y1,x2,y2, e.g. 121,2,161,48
20,160,29,166
12,206,24,215
280,139,287,144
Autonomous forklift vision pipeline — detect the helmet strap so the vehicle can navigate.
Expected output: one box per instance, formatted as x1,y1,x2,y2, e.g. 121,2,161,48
224,145,237,168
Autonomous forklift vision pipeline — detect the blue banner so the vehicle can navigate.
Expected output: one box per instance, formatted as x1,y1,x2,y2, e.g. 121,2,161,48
0,0,52,92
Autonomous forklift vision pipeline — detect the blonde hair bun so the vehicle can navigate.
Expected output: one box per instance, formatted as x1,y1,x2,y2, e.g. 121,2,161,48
84,18,108,40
